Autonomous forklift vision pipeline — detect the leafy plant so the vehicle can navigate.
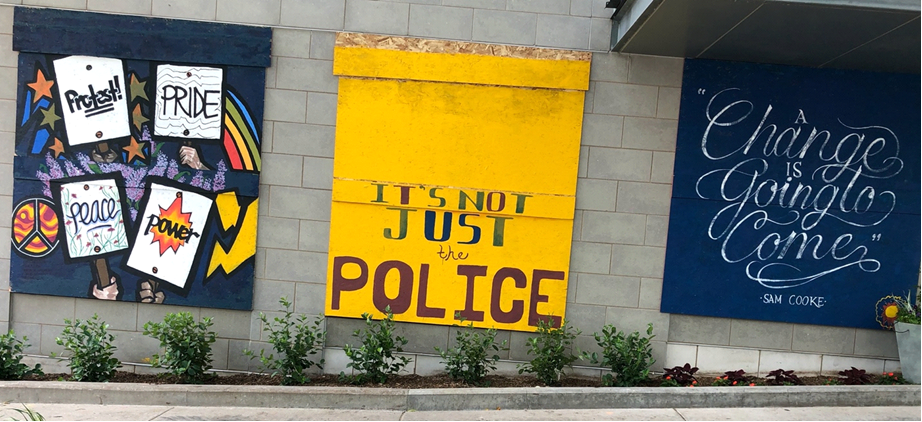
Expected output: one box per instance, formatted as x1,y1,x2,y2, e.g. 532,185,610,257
245,297,326,385
55,314,120,382
876,372,909,385
896,296,921,325
143,312,216,383
662,363,698,386
822,377,841,385
712,369,749,386
838,367,872,385
517,318,580,386
585,323,655,387
10,404,45,421
341,307,411,384
435,319,508,385
766,368,803,385
0,331,43,380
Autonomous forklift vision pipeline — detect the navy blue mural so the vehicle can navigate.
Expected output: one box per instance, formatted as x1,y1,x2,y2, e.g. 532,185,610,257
662,59,920,329
9,9,271,310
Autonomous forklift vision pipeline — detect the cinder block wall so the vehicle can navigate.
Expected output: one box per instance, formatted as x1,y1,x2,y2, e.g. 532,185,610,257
0,0,900,377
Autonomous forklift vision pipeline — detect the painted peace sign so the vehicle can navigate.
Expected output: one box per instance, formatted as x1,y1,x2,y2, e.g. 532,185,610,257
11,197,60,258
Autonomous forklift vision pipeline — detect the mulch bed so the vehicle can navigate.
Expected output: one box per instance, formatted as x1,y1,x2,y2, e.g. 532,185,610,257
21,372,902,388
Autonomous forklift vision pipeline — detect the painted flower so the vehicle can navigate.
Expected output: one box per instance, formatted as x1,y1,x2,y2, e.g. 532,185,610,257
885,303,899,318
876,295,906,329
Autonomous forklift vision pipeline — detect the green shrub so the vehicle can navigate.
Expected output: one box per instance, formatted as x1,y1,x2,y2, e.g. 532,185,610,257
341,307,411,384
517,318,580,386
55,314,120,382
0,331,43,380
246,297,325,385
143,312,216,383
586,323,655,387
435,320,508,385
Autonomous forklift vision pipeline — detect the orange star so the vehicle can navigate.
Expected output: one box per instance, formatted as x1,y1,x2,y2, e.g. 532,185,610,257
122,136,146,163
48,137,65,159
27,69,55,104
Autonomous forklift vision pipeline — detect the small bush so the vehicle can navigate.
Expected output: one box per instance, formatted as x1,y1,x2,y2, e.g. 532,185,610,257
662,363,698,386
517,318,580,386
586,323,655,387
0,331,43,380
822,377,841,385
436,320,508,385
712,369,750,386
838,367,871,385
342,307,411,384
246,297,325,385
56,314,120,382
766,368,803,385
876,372,909,385
143,312,216,383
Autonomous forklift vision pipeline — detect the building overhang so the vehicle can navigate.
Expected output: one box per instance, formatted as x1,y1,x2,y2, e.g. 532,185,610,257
610,0,920,74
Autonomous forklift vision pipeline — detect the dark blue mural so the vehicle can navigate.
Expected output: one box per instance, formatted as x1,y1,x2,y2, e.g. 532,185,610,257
662,59,920,330
9,9,271,310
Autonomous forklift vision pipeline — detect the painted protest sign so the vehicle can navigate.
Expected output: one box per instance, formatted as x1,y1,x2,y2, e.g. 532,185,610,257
52,56,130,146
154,65,224,140
126,181,214,289
54,177,129,260
661,59,921,329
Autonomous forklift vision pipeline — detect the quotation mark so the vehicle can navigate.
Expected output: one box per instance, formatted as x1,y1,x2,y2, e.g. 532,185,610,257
698,88,706,95
871,234,882,241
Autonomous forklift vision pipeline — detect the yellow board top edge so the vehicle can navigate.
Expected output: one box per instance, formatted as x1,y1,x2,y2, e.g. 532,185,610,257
335,32,591,62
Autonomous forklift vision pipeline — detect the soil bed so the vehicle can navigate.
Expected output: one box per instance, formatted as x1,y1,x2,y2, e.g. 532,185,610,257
23,372,902,388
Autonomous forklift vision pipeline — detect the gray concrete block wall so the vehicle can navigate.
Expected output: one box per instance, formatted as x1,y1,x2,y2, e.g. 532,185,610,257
0,1,902,379
1,3,13,338
568,53,679,368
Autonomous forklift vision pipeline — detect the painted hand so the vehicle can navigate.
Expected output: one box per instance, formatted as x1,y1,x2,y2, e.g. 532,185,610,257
92,278,119,300
139,280,165,304
179,146,210,170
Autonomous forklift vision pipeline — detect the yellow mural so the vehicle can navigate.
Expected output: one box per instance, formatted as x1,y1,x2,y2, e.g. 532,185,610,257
326,33,590,332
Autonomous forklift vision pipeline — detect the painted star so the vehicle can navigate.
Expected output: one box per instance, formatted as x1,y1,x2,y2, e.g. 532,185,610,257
40,104,61,129
48,137,65,159
27,69,55,103
132,103,149,131
122,136,147,163
129,73,148,101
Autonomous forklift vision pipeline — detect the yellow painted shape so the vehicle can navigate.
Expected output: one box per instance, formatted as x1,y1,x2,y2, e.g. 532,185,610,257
334,46,590,91
325,201,570,332
332,179,575,220
214,191,242,231
333,78,584,196
207,196,258,278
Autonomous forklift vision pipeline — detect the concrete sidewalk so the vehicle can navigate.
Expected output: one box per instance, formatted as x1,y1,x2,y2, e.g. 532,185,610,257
1,381,919,411
0,403,920,421
1,381,919,421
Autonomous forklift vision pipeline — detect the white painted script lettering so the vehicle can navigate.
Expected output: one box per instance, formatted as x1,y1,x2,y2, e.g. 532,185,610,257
696,89,901,289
